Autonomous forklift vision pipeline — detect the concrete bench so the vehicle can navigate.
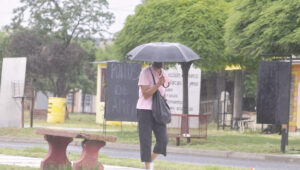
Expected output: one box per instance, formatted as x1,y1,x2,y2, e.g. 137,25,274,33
233,117,254,132
36,128,117,170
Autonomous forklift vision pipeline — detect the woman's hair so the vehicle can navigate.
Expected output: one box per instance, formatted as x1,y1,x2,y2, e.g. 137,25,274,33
152,62,163,69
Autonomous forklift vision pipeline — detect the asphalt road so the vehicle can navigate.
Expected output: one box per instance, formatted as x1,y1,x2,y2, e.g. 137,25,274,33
0,141,299,170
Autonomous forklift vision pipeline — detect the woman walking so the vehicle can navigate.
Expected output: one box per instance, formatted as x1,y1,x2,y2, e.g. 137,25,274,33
136,62,169,170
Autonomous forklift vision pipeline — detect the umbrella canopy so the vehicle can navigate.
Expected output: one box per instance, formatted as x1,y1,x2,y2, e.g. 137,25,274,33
127,42,200,62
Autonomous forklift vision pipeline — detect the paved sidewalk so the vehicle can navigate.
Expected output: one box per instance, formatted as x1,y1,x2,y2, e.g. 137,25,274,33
1,135,300,165
1,126,300,166
0,154,143,170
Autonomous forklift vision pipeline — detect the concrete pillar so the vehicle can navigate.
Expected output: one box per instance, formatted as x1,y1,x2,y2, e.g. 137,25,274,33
233,70,243,118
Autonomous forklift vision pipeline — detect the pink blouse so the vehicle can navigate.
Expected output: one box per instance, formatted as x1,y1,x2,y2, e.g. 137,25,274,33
136,66,169,110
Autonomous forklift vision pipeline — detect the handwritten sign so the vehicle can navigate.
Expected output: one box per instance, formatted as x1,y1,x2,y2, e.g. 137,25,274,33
105,62,141,122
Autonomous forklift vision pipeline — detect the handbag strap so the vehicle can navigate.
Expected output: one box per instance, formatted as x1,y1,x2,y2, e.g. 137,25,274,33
149,66,156,85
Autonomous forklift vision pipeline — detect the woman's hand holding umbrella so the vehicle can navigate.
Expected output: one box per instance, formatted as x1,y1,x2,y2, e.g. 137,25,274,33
158,75,165,86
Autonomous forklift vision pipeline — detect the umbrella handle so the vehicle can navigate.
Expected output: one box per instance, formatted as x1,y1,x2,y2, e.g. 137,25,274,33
163,82,170,88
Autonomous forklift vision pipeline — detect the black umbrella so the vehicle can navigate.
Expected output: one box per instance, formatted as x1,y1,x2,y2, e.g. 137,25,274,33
126,42,200,62
128,42,200,134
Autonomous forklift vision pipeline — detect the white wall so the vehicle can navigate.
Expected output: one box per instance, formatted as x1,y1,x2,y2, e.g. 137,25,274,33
0,58,27,128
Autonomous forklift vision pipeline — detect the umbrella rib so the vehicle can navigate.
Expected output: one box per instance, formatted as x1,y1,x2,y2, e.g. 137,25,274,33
175,44,190,62
130,45,146,61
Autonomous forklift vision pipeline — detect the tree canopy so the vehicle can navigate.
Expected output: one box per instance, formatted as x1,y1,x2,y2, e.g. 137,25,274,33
225,0,300,71
115,0,230,71
77,40,98,95
12,0,114,45
8,30,88,97
8,0,114,97
96,43,121,61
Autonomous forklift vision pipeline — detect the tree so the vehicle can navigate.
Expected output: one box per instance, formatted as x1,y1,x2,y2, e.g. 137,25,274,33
8,30,88,97
78,40,98,113
114,0,231,123
10,0,114,97
115,0,230,116
225,0,300,71
225,0,300,118
12,0,114,46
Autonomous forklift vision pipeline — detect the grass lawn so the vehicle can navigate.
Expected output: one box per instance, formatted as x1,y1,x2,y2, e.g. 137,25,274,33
0,165,38,170
0,111,299,154
0,147,246,170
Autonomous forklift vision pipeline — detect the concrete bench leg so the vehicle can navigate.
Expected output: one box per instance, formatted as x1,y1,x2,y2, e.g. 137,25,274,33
41,135,73,170
73,140,106,170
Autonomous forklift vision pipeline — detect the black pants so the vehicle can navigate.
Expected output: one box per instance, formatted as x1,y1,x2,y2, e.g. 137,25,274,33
137,109,168,162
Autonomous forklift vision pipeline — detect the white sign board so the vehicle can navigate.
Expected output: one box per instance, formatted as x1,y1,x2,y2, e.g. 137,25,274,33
165,64,201,115
0,57,27,128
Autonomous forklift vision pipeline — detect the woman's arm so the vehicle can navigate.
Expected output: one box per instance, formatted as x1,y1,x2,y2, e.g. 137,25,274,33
141,75,165,99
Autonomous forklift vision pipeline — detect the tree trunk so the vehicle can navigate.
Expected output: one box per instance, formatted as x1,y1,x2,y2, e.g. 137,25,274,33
65,105,69,120
233,70,244,119
71,90,75,113
215,69,226,122
216,69,226,99
205,80,212,100
82,92,86,113
56,76,67,97
205,73,217,100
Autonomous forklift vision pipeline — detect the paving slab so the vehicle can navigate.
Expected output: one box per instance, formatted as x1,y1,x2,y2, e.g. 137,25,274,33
0,154,143,170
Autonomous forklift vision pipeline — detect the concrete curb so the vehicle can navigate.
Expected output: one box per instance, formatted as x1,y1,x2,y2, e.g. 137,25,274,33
1,136,300,164
264,154,300,164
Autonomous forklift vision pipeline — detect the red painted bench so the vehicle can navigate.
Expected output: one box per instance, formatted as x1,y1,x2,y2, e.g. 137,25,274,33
36,128,117,170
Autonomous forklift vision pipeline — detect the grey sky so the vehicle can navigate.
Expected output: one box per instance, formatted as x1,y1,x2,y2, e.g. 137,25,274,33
0,0,141,37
